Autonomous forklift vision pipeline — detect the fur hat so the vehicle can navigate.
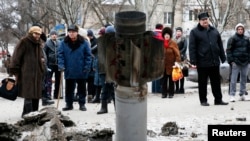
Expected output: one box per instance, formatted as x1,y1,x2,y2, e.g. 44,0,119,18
68,24,79,32
162,27,173,38
29,26,42,34
198,12,209,20
50,30,58,35
235,23,244,31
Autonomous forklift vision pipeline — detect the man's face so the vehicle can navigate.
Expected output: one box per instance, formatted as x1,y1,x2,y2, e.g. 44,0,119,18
50,34,57,40
68,30,78,40
236,27,244,35
199,18,209,28
32,32,41,41
175,30,182,38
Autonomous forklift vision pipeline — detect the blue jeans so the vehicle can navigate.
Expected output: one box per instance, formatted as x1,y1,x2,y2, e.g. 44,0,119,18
152,78,162,93
229,63,249,96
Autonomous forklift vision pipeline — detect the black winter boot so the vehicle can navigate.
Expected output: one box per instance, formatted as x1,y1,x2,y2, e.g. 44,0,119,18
162,94,167,98
62,104,73,111
113,98,116,111
90,86,101,103
97,100,108,114
42,98,54,106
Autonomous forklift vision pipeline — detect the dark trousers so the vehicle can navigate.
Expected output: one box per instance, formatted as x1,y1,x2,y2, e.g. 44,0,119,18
65,79,87,106
87,75,95,96
161,73,174,96
197,66,222,103
47,65,61,98
101,82,115,101
175,77,185,91
22,98,39,116
152,78,162,93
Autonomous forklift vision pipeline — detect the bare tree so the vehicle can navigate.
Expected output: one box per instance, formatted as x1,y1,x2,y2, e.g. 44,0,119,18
195,0,241,33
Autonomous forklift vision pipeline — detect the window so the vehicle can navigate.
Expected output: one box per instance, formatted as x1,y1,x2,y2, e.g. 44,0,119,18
164,12,172,25
189,10,193,20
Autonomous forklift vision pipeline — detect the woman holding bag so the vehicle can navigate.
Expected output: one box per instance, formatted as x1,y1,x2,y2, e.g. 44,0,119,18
161,27,181,98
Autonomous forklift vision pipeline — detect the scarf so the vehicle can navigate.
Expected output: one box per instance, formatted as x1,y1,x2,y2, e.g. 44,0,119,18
164,39,169,49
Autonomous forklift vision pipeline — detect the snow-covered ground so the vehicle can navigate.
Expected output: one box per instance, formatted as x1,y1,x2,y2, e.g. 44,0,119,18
1,67,250,141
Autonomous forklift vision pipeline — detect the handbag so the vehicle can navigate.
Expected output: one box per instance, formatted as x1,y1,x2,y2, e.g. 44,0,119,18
172,67,183,81
0,78,18,101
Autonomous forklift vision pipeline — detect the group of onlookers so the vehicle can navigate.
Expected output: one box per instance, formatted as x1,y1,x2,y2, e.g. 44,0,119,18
153,11,250,107
8,11,250,118
8,23,117,117
151,23,187,99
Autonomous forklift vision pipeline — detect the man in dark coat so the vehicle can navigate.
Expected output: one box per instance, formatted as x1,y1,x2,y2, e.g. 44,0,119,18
173,27,187,94
57,24,92,111
9,26,46,117
189,12,228,106
44,30,61,100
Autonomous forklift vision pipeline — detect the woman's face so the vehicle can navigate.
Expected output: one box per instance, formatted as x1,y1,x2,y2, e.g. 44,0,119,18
164,33,170,40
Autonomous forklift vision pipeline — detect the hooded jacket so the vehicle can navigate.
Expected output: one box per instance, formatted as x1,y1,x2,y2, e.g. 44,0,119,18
226,23,250,66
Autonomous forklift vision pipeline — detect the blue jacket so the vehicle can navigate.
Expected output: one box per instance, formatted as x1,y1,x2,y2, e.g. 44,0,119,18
57,35,92,79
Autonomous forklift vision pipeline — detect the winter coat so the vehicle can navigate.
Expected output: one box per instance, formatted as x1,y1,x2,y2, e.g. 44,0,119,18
93,57,105,86
189,24,226,67
164,39,181,75
153,29,163,40
57,35,92,79
44,38,61,66
9,33,46,99
174,36,187,61
226,33,250,66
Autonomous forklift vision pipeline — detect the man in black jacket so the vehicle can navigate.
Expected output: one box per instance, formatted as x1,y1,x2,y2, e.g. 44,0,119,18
226,23,250,102
189,12,228,106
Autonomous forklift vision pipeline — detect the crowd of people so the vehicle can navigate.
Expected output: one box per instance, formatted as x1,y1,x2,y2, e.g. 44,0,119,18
8,11,250,118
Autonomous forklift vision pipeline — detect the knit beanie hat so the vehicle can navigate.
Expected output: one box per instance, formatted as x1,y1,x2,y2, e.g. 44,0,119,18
105,26,115,33
87,29,94,36
175,27,183,32
29,26,42,34
155,23,163,30
50,30,58,35
98,28,105,35
235,23,244,31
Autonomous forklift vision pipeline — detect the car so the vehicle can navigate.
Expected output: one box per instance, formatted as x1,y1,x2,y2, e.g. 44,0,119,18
186,62,250,83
